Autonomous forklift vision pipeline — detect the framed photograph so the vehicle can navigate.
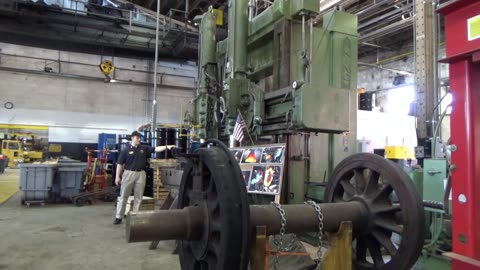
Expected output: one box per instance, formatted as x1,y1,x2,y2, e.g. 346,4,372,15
262,165,281,193
232,143,286,196
231,149,244,163
241,148,263,163
248,165,265,192
261,146,285,164
241,170,251,188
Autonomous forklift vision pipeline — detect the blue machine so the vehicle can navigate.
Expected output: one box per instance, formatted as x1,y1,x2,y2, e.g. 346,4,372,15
98,133,117,162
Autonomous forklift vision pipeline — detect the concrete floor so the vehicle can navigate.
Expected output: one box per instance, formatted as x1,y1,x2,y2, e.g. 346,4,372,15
0,169,321,270
0,169,18,204
0,170,180,270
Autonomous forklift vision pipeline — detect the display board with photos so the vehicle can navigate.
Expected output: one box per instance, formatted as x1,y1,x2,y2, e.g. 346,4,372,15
230,144,286,195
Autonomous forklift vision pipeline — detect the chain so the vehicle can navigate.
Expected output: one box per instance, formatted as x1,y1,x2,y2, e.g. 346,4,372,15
305,200,325,269
270,202,286,270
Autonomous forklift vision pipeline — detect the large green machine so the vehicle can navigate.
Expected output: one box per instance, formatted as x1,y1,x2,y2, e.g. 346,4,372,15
191,0,358,204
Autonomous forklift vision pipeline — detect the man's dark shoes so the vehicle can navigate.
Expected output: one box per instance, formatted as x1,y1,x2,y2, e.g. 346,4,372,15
113,218,122,225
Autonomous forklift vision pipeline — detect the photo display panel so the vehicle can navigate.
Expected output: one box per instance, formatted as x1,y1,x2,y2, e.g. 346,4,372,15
230,144,286,195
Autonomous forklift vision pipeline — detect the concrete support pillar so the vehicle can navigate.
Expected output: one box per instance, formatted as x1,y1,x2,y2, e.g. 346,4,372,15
415,0,437,139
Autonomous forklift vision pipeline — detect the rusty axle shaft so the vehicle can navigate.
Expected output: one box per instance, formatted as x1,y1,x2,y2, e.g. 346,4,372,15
126,201,368,243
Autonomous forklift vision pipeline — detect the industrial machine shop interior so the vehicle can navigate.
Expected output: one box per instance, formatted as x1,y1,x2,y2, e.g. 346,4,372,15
0,0,478,270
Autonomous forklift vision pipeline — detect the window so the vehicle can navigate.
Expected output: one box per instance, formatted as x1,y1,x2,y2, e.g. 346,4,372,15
385,85,415,115
8,142,19,150
440,87,452,115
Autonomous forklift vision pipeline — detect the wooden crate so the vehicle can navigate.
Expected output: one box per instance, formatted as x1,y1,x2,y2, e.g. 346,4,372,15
153,167,163,187
151,159,177,188
150,159,177,169
121,196,155,215
153,186,170,203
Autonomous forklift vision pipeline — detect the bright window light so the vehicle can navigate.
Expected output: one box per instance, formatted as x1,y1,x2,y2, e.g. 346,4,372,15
386,85,415,115
441,92,453,115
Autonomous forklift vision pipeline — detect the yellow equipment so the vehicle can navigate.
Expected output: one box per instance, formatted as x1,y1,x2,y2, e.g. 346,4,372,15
99,60,115,77
212,9,224,26
0,140,44,168
385,145,415,159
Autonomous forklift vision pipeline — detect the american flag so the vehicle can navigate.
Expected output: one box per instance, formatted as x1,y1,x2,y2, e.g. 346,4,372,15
233,112,247,142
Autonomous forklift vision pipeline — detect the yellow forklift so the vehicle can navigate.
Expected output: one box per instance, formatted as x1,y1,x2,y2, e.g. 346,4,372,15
0,138,44,168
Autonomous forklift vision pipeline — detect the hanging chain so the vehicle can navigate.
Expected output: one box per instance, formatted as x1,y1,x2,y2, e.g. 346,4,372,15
305,200,325,269
270,201,287,270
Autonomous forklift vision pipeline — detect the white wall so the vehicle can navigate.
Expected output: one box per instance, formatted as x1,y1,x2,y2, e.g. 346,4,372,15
357,46,449,93
357,110,417,151
0,42,197,143
357,44,450,146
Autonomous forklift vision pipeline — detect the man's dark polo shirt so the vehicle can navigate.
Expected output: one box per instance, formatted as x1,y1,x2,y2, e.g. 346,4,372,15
118,144,154,171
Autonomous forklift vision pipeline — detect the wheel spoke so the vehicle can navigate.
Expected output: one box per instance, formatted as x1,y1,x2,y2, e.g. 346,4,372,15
192,162,207,193
340,180,356,197
334,192,346,202
192,261,201,270
394,211,404,224
364,170,380,195
356,236,368,262
373,204,401,215
354,169,366,193
374,218,403,234
208,242,220,256
204,176,214,192
366,236,385,266
192,180,203,193
210,221,222,232
180,243,198,270
373,184,394,202
372,230,397,256
187,190,194,200
204,252,217,270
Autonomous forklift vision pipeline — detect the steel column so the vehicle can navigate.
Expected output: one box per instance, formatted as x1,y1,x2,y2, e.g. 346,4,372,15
151,0,161,131
415,0,436,139
448,60,480,260
438,1,480,269
227,0,248,79
194,9,218,139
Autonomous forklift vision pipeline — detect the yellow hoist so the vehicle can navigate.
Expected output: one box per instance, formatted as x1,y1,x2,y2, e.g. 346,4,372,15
99,60,115,81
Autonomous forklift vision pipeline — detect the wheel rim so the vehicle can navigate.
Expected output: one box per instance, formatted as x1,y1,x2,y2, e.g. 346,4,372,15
324,153,425,270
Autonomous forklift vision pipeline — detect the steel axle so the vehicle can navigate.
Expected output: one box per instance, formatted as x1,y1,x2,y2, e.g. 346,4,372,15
126,202,368,243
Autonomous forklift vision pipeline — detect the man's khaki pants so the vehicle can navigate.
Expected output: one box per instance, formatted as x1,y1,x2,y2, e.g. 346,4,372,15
115,170,146,219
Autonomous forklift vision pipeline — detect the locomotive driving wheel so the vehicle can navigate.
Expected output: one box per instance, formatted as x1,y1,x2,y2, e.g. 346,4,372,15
177,139,251,270
324,153,425,270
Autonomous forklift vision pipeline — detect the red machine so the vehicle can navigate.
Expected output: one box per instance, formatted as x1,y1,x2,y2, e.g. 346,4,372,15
84,149,108,192
70,149,116,206
439,1,480,269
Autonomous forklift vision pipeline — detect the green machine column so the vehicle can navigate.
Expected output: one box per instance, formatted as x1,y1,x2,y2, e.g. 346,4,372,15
194,9,218,139
223,0,251,137
227,0,248,78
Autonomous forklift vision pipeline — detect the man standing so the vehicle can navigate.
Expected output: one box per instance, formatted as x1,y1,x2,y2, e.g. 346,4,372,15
113,130,174,225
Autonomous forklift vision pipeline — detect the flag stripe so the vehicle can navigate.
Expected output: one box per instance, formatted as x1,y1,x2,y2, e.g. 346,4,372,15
233,112,246,142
